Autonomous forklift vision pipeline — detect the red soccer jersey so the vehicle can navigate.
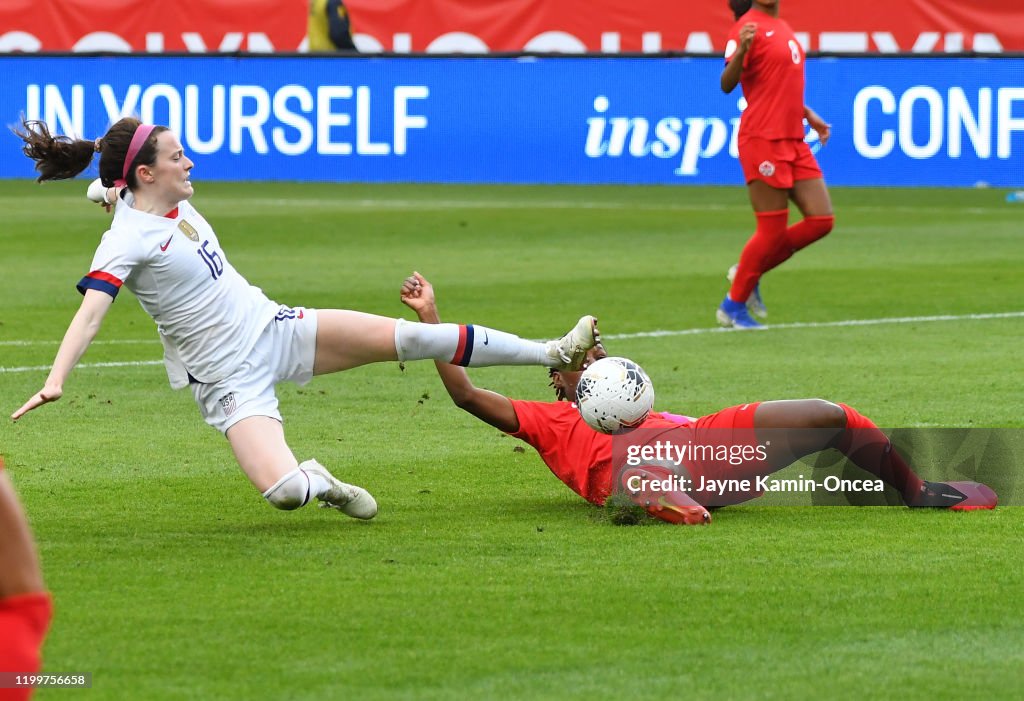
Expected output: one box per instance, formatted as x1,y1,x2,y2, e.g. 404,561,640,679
509,401,688,505
725,9,806,140
0,593,53,701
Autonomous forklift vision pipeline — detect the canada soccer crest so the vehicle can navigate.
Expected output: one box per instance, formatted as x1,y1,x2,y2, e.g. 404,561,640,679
759,160,776,177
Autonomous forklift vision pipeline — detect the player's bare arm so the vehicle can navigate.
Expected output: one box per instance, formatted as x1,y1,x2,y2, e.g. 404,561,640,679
804,105,831,146
400,272,520,433
11,289,114,421
721,22,756,93
0,463,46,597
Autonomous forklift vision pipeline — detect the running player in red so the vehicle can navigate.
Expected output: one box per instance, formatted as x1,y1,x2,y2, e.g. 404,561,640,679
0,458,52,701
400,273,998,524
717,0,835,329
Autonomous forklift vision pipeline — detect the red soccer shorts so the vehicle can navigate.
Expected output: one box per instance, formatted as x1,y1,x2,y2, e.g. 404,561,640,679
686,402,768,505
615,403,768,508
692,402,760,432
739,137,822,189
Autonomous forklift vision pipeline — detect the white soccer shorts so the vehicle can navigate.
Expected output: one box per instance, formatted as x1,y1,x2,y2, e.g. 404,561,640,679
191,306,318,434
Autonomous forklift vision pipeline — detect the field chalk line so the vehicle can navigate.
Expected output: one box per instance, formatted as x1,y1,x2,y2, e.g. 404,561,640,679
601,310,1024,341
2,310,1022,374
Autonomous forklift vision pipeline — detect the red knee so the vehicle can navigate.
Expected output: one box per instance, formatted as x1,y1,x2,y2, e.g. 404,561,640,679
804,214,834,240
787,215,834,249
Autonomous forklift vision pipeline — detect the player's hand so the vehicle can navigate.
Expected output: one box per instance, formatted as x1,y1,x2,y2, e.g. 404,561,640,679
11,386,62,421
86,179,118,213
100,186,122,213
399,271,437,319
738,23,757,53
812,121,831,147
805,108,831,147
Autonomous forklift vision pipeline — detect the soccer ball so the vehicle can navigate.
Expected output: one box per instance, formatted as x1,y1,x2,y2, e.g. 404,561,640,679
575,357,655,434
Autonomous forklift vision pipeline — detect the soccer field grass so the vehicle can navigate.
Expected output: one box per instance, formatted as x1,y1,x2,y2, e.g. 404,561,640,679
2,180,1022,700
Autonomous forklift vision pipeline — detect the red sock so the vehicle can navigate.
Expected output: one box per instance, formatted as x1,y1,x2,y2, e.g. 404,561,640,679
761,214,835,270
834,404,924,503
728,209,788,302
786,214,834,250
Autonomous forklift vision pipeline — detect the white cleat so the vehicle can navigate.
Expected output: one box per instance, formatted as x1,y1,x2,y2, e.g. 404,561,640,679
303,463,378,520
546,315,598,370
727,264,767,319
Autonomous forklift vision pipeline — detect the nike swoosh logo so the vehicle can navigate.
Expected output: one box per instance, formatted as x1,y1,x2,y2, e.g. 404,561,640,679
658,497,683,512
766,30,775,37
159,236,173,251
297,309,304,319
482,329,489,345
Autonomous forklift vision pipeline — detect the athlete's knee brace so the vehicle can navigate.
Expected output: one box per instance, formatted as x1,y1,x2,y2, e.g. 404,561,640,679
262,468,312,510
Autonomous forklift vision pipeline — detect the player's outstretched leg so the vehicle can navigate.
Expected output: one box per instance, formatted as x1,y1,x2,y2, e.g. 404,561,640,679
311,310,598,374
396,315,597,371
831,403,997,510
752,400,998,510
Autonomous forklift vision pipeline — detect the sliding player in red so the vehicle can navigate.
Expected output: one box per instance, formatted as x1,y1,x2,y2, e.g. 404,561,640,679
717,0,835,328
400,273,997,524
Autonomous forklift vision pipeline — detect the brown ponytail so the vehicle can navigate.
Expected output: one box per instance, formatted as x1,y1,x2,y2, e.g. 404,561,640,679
14,119,96,182
14,117,168,189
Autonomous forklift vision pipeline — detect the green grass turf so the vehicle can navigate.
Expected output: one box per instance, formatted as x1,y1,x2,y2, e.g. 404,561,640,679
1,181,1022,700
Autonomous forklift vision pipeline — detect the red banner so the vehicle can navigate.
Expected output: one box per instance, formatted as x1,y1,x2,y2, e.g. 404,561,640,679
1,0,1022,53
0,0,307,53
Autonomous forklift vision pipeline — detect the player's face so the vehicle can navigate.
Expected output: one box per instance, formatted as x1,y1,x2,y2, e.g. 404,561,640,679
552,345,608,403
753,0,779,11
146,131,194,201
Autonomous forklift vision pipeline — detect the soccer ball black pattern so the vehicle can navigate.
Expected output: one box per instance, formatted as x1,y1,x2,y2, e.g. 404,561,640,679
575,357,655,434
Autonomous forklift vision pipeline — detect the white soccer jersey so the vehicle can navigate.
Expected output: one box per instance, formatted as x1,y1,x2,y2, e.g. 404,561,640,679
77,194,280,389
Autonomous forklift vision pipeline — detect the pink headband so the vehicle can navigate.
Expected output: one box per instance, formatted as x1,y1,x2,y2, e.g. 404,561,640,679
115,124,156,188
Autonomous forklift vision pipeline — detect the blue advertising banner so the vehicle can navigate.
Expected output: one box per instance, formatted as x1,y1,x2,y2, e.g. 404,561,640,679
1,55,1021,187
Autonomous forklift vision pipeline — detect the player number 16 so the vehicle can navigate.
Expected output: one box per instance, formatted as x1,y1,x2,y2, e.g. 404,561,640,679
198,240,224,280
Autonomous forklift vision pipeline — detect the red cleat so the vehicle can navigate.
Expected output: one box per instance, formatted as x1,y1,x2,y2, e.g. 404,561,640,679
619,465,711,525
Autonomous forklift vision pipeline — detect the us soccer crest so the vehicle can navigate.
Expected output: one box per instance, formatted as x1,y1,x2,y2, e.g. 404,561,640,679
178,220,200,241
219,392,237,417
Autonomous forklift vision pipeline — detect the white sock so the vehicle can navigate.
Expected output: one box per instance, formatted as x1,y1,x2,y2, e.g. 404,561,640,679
394,319,548,367
300,463,332,499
